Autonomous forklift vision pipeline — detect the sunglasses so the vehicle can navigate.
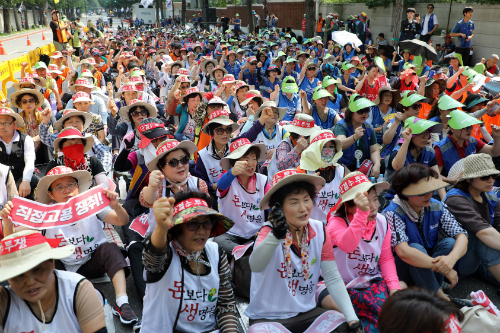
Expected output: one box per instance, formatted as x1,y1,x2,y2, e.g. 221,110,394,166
357,108,371,115
307,67,316,71
186,220,215,231
479,175,497,181
21,98,36,105
250,62,258,66
151,135,168,145
214,126,233,135
130,110,148,118
410,103,422,110
165,155,190,168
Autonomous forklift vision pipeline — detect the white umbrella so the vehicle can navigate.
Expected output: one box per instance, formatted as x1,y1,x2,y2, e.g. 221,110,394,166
332,31,363,48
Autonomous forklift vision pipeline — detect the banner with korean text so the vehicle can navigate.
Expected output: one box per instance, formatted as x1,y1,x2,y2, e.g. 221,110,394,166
11,185,111,229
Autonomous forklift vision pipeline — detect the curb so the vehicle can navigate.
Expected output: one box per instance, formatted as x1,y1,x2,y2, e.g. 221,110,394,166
0,28,52,42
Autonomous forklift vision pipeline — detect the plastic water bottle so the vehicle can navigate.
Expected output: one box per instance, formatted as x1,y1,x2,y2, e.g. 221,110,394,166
370,177,376,184
104,300,116,333
377,174,384,183
118,177,127,200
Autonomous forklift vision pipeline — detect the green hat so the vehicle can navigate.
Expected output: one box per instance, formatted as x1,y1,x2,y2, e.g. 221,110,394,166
282,76,299,93
307,62,318,69
404,116,443,135
35,61,47,69
473,63,486,75
400,93,428,107
277,51,286,58
447,110,482,129
297,51,310,58
303,38,308,43
291,37,298,44
402,48,411,54
349,94,375,112
403,62,417,70
312,88,332,101
322,76,341,88
342,62,355,71
334,44,341,49
193,14,196,17
235,13,239,16
448,52,463,66
461,67,478,83
285,56,297,64
437,95,465,110
373,56,386,73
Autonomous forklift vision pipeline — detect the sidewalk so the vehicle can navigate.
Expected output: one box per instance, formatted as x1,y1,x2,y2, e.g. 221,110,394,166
0,27,51,42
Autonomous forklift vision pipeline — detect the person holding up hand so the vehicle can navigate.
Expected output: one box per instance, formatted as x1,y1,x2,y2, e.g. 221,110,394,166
140,191,238,333
383,164,472,308
215,138,268,260
320,172,402,332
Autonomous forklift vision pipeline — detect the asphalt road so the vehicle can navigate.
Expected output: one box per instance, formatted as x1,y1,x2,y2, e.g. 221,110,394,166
3,16,500,333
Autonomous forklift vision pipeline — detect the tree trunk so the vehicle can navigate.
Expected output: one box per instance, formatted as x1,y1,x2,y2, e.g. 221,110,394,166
3,8,12,33
247,0,253,34
393,0,403,46
13,8,22,31
32,4,37,27
24,8,30,29
155,0,160,24
305,0,315,38
39,6,44,26
181,0,186,25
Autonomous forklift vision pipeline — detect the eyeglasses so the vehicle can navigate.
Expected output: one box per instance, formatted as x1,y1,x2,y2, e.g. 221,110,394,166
130,109,148,118
417,131,431,138
479,175,496,181
0,121,14,127
180,84,190,89
186,220,215,231
50,182,79,193
165,155,190,168
410,103,422,110
214,126,233,135
21,98,36,105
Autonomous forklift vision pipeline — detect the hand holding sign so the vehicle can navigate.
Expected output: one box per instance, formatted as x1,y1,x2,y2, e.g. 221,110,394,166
0,201,14,236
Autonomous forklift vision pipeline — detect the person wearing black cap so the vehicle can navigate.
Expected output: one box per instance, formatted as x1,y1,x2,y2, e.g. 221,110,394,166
399,8,421,42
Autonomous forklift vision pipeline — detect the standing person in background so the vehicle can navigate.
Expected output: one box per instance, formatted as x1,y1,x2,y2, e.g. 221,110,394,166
317,13,326,40
253,10,261,35
220,13,230,33
232,13,242,37
450,7,474,66
50,9,69,51
420,4,439,43
399,8,421,42
324,14,334,43
302,14,306,38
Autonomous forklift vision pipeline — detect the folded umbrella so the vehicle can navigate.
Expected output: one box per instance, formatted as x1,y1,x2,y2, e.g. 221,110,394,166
400,38,438,62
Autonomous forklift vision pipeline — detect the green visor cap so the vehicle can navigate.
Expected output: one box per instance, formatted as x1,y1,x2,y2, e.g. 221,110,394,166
403,62,416,70
404,116,443,134
342,62,355,71
322,76,341,88
349,93,376,112
401,93,429,107
297,51,310,58
282,77,299,93
35,61,47,69
307,62,318,68
461,67,478,83
285,56,297,64
277,51,286,57
291,37,298,44
437,95,465,110
312,88,333,100
447,110,483,129
473,63,486,75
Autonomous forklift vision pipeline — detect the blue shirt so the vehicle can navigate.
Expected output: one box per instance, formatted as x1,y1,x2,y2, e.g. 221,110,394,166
451,19,475,48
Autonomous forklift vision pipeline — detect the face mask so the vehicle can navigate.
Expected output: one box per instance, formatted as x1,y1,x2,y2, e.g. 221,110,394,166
321,147,335,165
62,143,85,161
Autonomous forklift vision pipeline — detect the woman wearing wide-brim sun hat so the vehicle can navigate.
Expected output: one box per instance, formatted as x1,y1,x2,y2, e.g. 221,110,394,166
68,77,100,93
434,109,500,179
444,154,500,287
141,139,208,235
216,74,237,102
382,163,471,308
53,109,93,132
245,169,367,333
0,230,109,332
260,64,282,100
299,129,346,222
140,190,239,332
239,90,266,115
369,86,400,144
319,171,399,332
47,127,109,188
266,113,320,180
